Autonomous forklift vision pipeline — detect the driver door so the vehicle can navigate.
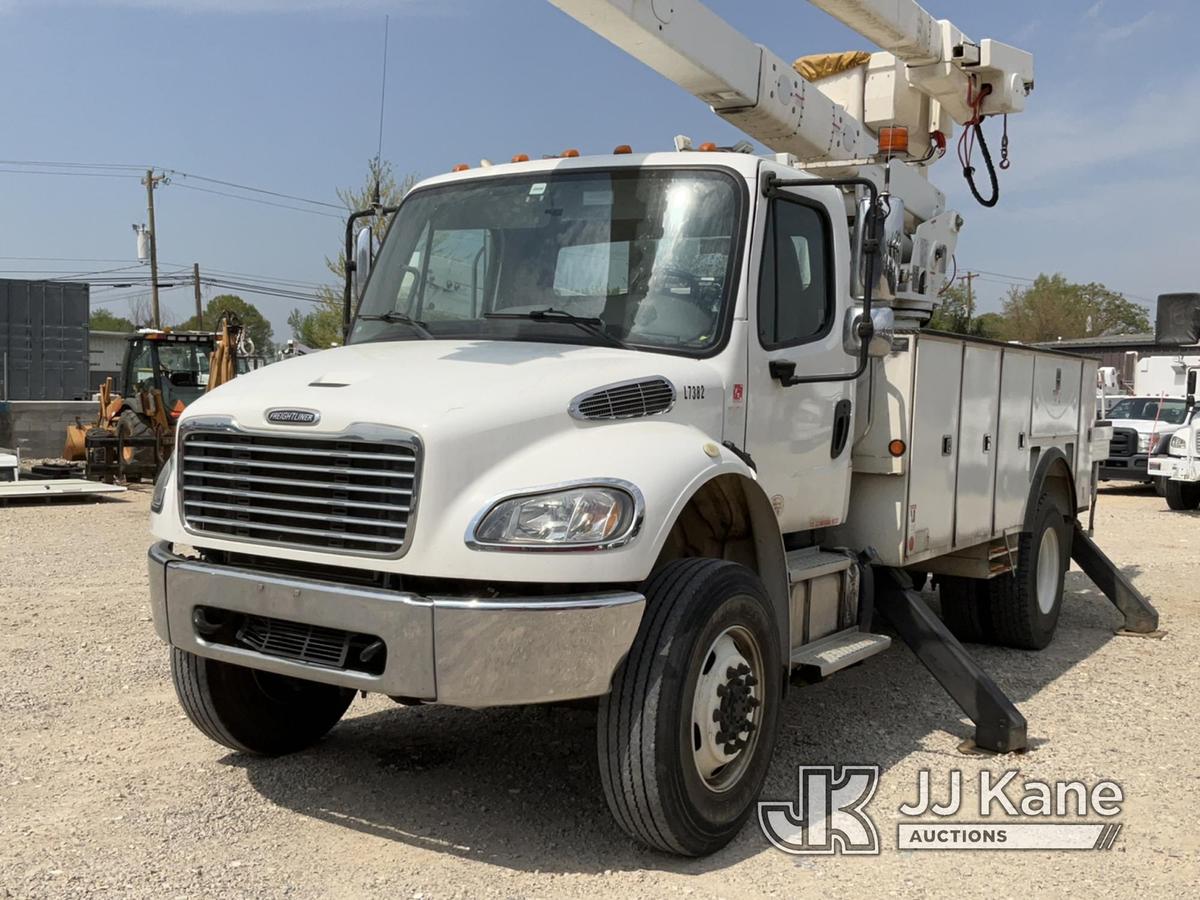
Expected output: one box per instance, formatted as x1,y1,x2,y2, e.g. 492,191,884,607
744,185,856,533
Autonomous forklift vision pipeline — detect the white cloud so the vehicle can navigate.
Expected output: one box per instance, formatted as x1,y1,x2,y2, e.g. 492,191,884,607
1086,1,1104,20
1092,11,1157,47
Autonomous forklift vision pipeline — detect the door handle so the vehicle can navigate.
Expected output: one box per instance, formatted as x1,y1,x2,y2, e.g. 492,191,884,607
830,399,852,458
769,359,802,387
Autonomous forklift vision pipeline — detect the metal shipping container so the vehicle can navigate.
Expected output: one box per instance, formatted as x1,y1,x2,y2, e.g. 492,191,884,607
0,279,90,401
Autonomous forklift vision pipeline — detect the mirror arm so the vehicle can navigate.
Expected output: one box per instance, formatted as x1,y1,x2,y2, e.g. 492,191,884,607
341,203,402,343
762,173,884,387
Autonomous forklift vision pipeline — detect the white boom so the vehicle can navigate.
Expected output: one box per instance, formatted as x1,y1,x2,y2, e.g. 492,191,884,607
548,0,1033,165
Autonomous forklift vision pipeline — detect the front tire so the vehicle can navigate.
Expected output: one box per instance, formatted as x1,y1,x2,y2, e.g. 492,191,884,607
597,558,782,856
1164,478,1200,510
171,649,354,756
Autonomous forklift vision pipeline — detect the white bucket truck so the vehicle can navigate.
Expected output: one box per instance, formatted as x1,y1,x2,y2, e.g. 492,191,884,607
146,0,1157,855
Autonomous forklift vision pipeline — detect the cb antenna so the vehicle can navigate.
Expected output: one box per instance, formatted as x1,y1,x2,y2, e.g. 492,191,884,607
372,13,390,209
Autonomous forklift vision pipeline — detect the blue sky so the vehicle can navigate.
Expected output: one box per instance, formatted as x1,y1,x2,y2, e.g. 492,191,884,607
1,0,1194,339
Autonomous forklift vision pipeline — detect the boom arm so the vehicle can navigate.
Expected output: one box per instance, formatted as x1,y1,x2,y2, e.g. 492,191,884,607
548,0,875,163
548,0,1033,164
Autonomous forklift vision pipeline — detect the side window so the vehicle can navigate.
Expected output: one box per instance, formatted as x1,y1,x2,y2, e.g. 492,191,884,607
758,199,831,348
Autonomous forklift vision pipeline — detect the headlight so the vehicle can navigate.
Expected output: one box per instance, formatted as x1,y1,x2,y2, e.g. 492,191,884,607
1137,433,1150,453
1170,433,1187,452
469,482,640,550
150,453,175,514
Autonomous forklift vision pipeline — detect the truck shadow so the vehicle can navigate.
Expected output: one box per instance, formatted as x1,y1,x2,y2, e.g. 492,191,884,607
234,568,1139,874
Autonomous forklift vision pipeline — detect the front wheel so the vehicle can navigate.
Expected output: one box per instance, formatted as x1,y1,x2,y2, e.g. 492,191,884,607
171,649,354,756
1164,478,1200,510
597,559,783,856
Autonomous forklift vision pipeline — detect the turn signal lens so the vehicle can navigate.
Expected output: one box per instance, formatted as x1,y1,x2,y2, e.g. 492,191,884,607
613,144,633,154
451,163,469,172
562,148,581,158
888,439,907,457
698,141,718,152
511,153,529,163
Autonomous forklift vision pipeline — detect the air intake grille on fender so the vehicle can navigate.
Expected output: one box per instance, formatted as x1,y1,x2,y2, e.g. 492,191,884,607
570,378,676,421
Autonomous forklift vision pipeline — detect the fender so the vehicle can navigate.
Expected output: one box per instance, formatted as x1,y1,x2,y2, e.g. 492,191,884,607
1024,446,1077,532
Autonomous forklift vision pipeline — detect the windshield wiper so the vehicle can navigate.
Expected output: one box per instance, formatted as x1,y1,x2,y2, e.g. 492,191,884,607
484,308,627,349
357,311,433,339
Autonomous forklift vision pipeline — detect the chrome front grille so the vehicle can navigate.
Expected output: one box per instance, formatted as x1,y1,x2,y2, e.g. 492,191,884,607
570,377,676,421
179,424,420,557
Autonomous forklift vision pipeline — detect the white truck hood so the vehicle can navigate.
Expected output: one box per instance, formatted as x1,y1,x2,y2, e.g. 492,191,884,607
179,339,725,441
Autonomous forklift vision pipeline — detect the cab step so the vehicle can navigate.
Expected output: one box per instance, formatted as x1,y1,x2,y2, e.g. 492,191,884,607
790,627,891,676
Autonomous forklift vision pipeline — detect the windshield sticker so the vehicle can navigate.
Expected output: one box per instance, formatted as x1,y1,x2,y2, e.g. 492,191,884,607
528,182,547,196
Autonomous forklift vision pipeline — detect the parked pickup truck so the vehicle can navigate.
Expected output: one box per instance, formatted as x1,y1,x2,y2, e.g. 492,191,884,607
1098,395,1188,490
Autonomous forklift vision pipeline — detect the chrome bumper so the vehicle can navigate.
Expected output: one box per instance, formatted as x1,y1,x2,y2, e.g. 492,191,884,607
147,542,644,707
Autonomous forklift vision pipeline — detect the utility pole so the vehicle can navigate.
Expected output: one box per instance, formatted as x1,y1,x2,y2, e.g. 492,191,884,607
958,271,978,330
193,262,203,322
142,169,166,329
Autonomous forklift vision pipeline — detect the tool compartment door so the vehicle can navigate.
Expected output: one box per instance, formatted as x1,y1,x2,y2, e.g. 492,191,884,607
1032,355,1083,439
954,344,1002,547
993,349,1035,532
906,337,962,558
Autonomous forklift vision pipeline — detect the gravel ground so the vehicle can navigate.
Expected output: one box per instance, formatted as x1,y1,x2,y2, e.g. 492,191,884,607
1,484,1197,898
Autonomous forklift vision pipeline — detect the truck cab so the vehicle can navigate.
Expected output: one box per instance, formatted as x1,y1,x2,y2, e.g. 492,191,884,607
1098,394,1189,487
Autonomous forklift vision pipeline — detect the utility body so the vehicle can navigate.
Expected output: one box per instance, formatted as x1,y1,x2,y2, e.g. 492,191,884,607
146,0,1155,856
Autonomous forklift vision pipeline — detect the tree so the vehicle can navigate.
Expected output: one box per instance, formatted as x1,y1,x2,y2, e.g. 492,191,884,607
288,158,418,349
88,309,136,333
928,284,1004,338
999,274,1150,343
182,294,274,355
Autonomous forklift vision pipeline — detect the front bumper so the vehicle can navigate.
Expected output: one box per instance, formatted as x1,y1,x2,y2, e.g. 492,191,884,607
1098,454,1149,482
1149,456,1200,482
147,542,644,707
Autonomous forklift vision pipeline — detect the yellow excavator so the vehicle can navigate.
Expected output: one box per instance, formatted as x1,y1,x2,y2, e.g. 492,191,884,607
65,317,249,482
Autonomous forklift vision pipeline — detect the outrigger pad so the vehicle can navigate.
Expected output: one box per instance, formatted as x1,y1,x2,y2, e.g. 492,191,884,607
1069,521,1160,635
874,569,1028,754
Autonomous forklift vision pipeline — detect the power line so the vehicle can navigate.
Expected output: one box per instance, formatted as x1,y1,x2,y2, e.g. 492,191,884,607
166,169,344,211
171,182,345,219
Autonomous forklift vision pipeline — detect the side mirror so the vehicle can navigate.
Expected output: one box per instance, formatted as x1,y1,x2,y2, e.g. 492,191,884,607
1187,369,1197,410
353,226,374,303
843,305,895,359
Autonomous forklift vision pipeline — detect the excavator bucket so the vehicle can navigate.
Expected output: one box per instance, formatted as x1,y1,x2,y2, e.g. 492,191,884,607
63,421,89,461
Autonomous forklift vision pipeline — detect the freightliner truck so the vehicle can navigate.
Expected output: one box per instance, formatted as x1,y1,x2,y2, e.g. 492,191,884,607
146,0,1157,856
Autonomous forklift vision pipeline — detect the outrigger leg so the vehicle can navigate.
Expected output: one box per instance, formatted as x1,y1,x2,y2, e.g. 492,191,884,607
874,568,1028,754
1070,521,1161,635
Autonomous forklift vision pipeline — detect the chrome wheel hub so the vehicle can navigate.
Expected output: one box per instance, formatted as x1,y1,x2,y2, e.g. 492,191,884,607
691,626,763,792
1036,527,1061,615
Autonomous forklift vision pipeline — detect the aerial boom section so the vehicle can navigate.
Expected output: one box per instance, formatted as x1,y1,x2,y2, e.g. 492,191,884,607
548,0,874,163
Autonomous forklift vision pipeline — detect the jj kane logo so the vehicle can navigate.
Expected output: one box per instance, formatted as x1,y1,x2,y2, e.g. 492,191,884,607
759,767,1126,854
265,408,320,425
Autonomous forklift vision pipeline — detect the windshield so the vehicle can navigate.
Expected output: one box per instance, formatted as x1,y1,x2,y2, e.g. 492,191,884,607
152,342,212,408
1106,397,1188,425
349,169,742,355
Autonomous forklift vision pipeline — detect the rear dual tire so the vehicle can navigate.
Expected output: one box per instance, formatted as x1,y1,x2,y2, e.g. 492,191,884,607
938,490,1071,650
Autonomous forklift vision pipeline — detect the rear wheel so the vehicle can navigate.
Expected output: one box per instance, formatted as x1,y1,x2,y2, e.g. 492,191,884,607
597,558,782,856
171,649,354,755
937,576,993,644
985,492,1071,650
1164,479,1200,510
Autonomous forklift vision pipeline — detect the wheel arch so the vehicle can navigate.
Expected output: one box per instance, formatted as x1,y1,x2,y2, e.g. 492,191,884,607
1025,447,1077,531
653,472,789,666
